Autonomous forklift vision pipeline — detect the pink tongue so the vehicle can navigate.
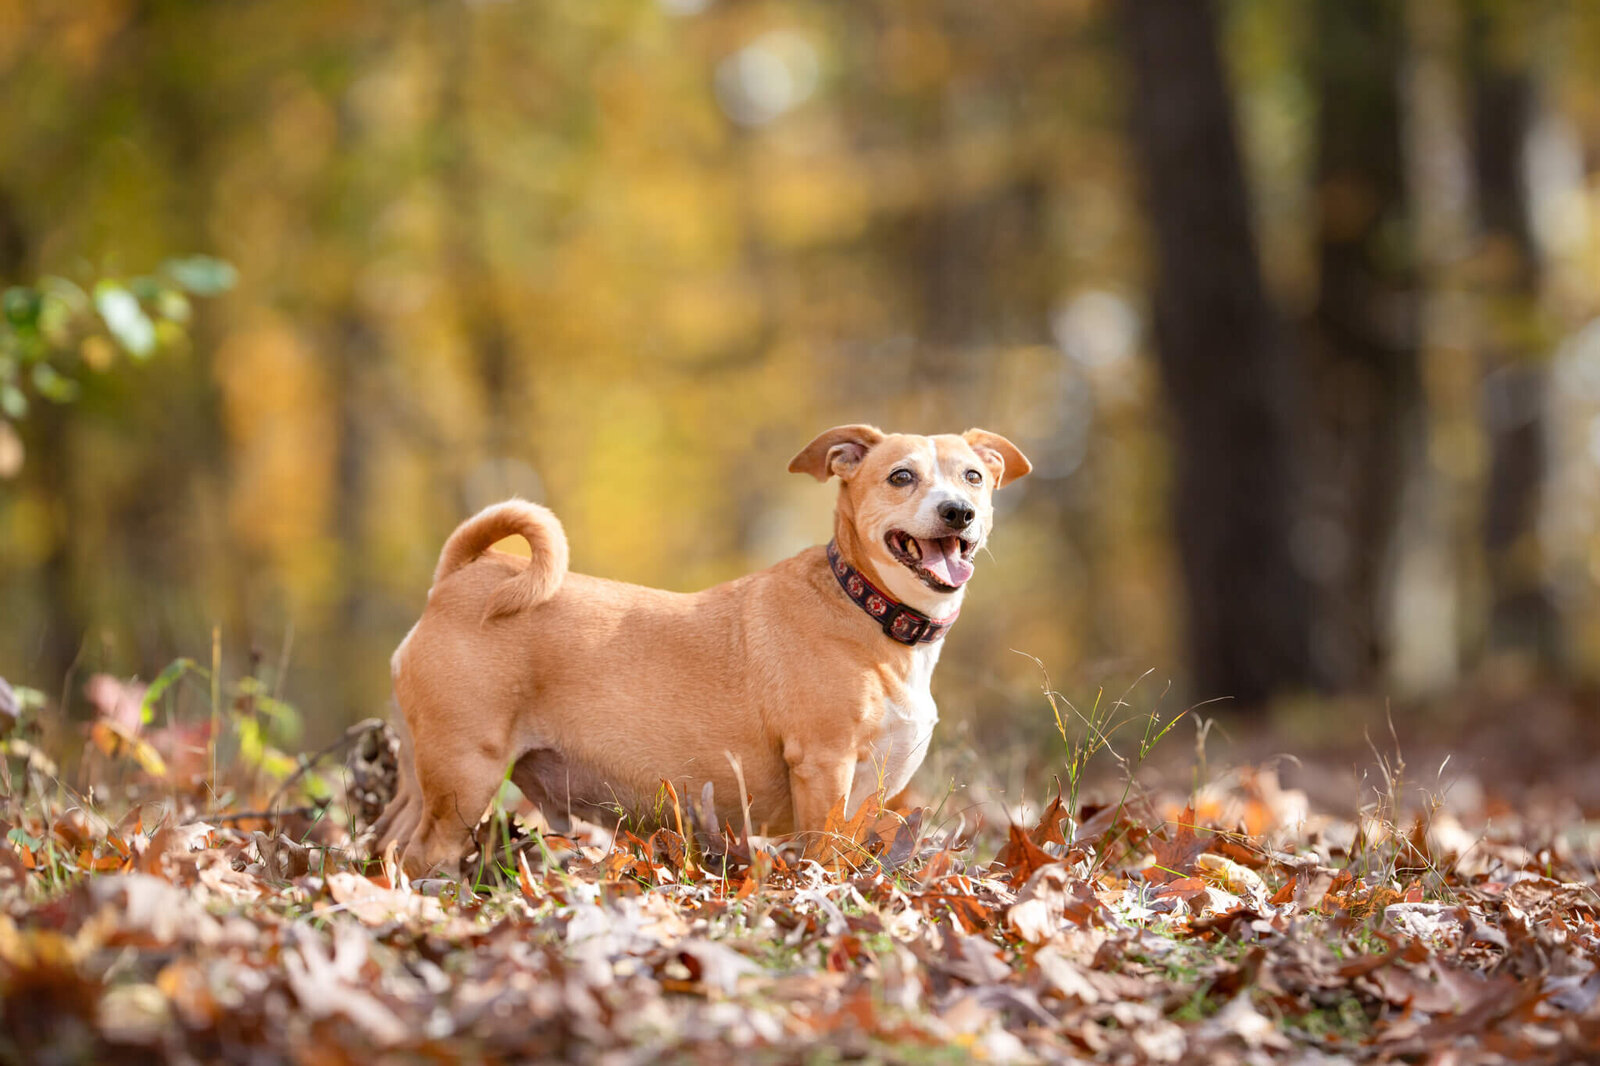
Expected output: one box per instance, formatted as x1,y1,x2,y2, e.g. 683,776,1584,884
918,536,973,587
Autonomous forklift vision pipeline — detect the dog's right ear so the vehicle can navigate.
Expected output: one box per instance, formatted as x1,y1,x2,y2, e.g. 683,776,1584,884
788,424,885,482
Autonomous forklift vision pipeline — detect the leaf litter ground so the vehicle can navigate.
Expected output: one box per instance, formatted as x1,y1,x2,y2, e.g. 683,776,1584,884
2,709,1599,1064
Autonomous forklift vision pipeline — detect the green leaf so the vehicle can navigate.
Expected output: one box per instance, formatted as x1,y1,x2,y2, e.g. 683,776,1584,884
128,276,164,302
162,256,237,296
9,685,45,712
94,282,157,358
237,716,264,766
156,289,192,324
34,284,81,346
38,276,88,314
30,362,79,403
256,694,303,742
258,748,299,781
139,657,200,724
3,287,41,330
0,384,25,420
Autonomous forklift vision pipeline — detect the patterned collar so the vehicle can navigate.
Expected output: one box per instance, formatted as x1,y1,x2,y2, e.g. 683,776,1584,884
826,540,959,645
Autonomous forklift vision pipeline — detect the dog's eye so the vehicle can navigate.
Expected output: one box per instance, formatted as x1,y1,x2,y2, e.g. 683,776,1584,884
964,469,983,486
888,469,915,487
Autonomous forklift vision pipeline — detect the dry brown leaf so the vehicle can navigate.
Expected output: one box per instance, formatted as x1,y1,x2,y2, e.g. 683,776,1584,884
89,719,167,779
251,831,315,879
1197,994,1291,1052
1006,864,1106,944
1195,852,1267,900
135,821,212,878
283,924,407,1045
89,873,224,947
995,821,1060,885
323,871,445,925
1143,805,1209,884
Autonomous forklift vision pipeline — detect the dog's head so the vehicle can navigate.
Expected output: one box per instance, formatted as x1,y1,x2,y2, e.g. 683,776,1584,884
789,425,1031,613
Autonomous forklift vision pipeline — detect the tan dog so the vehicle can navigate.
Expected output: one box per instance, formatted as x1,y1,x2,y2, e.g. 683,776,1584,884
372,425,1030,875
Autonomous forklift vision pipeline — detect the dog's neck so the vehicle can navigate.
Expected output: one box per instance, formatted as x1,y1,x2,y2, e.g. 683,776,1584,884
826,540,958,644
830,498,965,625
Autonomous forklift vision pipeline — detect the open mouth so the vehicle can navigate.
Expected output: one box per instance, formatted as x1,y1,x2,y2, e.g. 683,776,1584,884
885,530,977,591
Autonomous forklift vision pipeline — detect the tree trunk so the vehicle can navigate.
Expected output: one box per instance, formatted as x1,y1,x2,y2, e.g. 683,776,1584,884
1466,0,1561,665
438,6,518,480
1117,0,1316,708
1303,0,1421,689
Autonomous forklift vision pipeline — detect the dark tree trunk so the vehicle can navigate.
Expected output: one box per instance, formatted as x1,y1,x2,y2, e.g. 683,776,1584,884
1466,1,1561,664
1117,0,1316,708
329,311,388,715
1303,0,1421,688
439,7,518,479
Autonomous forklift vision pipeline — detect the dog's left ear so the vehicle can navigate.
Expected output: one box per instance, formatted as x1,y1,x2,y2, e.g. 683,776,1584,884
962,429,1032,489
788,424,886,482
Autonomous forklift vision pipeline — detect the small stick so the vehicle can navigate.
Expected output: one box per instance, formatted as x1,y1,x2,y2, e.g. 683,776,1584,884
192,805,323,826
262,718,386,814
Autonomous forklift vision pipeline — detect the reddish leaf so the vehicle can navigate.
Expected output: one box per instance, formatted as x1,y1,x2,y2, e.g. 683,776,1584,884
1143,805,1210,884
1030,784,1069,848
996,822,1061,885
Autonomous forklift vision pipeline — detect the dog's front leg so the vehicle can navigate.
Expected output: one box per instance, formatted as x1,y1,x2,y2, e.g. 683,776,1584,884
784,742,856,860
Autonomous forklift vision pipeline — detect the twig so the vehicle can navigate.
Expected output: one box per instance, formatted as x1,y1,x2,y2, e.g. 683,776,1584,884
193,805,323,826
264,718,386,814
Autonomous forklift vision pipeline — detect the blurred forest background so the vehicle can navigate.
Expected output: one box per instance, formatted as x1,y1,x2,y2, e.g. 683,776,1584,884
4,0,1600,757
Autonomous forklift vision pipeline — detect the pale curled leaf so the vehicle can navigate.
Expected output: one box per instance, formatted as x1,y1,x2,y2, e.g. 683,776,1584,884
283,924,407,1045
1006,863,1107,944
135,821,211,876
323,871,445,925
1384,901,1464,942
1195,852,1268,900
1196,994,1291,1052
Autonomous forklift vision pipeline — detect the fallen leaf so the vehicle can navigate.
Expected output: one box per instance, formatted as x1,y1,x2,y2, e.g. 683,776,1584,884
1195,852,1267,900
1006,864,1106,944
283,924,407,1045
669,938,761,996
1144,806,1209,884
324,871,445,925
1197,994,1291,1051
995,822,1060,885
251,831,315,880
89,719,167,779
135,821,211,878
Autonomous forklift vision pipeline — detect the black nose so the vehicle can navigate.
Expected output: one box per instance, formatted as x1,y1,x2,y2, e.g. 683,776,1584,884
938,501,975,530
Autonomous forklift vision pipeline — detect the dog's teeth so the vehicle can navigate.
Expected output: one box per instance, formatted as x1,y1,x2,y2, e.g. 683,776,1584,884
907,539,921,560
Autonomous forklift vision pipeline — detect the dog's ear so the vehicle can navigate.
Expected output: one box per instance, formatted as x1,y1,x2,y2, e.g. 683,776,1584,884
788,424,886,482
962,429,1032,489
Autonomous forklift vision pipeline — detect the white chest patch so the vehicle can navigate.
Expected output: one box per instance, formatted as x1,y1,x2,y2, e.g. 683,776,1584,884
849,641,942,815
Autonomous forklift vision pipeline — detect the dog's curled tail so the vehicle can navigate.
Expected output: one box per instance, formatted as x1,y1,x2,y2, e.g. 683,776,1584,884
433,499,569,619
